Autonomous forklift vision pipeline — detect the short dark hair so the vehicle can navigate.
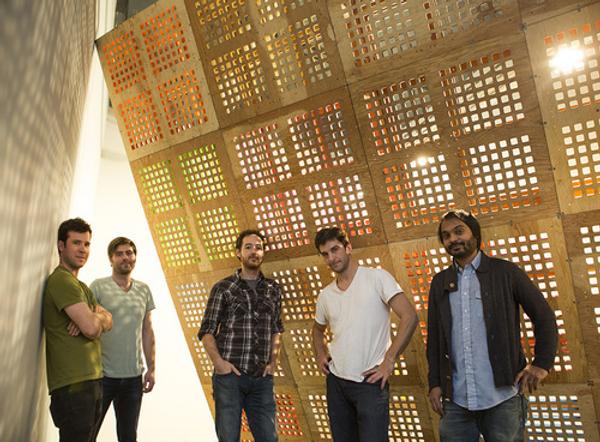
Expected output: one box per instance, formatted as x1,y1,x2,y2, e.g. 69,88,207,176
314,226,350,251
438,210,482,249
107,236,137,258
57,218,92,244
235,229,266,251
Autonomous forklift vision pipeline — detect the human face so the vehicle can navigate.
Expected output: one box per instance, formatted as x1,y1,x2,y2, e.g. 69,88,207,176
58,231,91,273
110,244,136,276
318,239,352,275
236,234,265,271
440,217,479,264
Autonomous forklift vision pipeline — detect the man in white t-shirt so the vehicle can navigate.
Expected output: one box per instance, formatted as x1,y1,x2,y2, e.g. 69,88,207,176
312,227,418,442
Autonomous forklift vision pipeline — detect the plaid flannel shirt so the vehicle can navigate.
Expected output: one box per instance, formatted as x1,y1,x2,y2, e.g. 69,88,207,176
198,270,284,376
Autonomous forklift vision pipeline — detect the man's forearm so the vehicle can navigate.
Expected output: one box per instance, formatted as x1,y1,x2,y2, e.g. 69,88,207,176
312,325,329,359
201,333,224,365
143,326,156,372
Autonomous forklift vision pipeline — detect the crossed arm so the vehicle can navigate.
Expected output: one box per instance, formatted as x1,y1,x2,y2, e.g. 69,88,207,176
64,302,112,340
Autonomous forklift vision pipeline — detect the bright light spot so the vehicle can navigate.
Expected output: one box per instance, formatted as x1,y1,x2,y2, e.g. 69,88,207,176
550,47,585,74
416,156,428,167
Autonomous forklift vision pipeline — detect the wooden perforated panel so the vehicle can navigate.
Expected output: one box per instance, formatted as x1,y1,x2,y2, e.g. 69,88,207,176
97,0,218,160
98,0,600,438
526,3,600,214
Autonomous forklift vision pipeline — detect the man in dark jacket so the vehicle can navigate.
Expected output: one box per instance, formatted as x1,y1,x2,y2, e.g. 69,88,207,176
427,210,558,441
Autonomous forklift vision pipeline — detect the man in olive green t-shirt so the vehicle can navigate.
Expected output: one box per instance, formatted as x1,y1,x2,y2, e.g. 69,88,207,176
43,218,113,442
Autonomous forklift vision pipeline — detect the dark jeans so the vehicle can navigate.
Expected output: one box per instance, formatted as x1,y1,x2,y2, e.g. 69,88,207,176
94,376,143,442
212,372,278,442
440,394,528,442
50,379,103,442
326,372,389,442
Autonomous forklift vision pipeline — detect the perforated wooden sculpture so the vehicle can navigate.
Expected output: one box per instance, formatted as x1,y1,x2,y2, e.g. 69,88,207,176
98,0,600,440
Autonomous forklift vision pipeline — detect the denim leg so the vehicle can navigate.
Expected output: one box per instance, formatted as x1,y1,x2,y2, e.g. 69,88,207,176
113,376,143,442
354,382,389,442
326,374,359,442
244,375,278,442
479,394,527,442
439,401,480,442
50,380,103,442
212,373,243,442
92,377,120,441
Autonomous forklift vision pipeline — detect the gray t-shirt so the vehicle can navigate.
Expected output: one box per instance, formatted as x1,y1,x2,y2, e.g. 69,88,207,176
90,277,155,378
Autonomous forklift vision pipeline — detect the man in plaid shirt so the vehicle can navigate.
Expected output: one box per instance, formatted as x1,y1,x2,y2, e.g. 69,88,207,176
198,229,284,442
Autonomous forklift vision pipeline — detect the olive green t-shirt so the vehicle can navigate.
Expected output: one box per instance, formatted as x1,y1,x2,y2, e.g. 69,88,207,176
43,266,102,393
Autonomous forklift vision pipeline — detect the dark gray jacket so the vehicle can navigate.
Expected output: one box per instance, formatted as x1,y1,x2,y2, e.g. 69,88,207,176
426,252,558,399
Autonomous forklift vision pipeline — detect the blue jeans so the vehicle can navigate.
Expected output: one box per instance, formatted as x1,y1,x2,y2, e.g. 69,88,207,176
326,373,389,442
50,379,103,442
94,376,143,442
212,372,278,442
440,394,528,442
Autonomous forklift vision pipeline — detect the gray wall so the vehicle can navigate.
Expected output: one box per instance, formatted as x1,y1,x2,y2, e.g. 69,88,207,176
0,0,96,440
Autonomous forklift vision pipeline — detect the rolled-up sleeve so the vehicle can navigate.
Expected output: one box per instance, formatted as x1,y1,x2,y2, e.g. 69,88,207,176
272,283,284,334
198,284,226,340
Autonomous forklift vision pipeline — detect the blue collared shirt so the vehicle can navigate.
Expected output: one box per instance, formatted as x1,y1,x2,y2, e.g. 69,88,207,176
449,251,518,410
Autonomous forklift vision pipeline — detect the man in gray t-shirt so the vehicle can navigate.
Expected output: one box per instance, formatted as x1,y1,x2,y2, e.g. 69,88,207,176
91,236,156,442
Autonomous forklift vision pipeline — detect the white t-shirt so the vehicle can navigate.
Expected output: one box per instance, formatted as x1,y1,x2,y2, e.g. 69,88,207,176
315,266,402,382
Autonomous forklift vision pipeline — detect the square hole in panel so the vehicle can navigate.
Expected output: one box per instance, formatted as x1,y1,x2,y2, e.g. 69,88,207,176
383,154,455,229
580,224,600,297
459,134,542,214
191,0,252,49
389,394,426,441
561,118,600,199
195,206,239,261
288,101,355,176
288,326,328,377
357,256,383,268
401,247,450,343
545,21,600,112
257,0,315,24
272,266,323,321
155,217,201,267
521,310,572,373
275,392,305,437
307,393,332,440
306,175,373,238
363,75,440,156
440,49,525,137
264,15,332,93
424,0,507,41
527,394,586,441
211,42,267,115
339,0,418,68
177,143,228,203
157,70,209,135
174,280,210,331
252,190,310,251
100,30,146,94
139,5,190,76
138,159,183,214
233,123,292,189
118,91,163,151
